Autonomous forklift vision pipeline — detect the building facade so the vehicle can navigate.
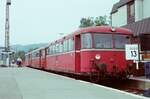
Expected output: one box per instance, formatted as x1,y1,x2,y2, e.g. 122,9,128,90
111,0,150,61
0,47,5,65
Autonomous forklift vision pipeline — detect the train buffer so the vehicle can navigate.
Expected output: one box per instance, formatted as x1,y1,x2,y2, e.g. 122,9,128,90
0,67,149,99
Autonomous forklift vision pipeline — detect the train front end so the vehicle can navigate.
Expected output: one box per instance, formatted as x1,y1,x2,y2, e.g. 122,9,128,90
78,27,133,79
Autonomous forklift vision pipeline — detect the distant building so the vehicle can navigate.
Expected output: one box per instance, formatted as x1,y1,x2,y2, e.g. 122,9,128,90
111,0,150,59
0,47,5,65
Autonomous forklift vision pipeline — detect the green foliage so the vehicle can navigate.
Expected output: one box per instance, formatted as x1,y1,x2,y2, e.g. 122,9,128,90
79,15,109,28
79,17,94,28
14,51,25,61
94,16,108,26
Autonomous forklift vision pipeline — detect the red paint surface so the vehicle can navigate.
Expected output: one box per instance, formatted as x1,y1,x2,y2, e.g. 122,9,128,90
24,26,133,76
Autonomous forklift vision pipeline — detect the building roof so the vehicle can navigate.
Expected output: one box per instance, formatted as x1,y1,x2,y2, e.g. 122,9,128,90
123,17,150,36
111,0,134,14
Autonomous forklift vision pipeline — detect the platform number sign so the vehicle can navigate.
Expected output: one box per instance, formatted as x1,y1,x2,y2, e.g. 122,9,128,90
125,44,139,60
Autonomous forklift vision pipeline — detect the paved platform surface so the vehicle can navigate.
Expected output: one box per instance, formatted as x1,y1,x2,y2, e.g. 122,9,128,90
0,67,148,99
130,76,150,82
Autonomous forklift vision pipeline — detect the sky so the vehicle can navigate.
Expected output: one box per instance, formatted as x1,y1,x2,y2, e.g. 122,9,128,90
0,0,119,46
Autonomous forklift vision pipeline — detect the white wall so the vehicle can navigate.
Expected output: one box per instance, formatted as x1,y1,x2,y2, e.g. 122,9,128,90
111,0,150,26
111,5,127,27
135,0,143,21
143,0,150,19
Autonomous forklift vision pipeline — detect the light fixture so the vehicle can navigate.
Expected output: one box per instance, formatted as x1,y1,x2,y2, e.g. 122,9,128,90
95,54,101,60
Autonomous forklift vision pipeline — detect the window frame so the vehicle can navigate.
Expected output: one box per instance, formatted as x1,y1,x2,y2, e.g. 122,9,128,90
93,33,113,49
114,34,131,49
81,33,93,49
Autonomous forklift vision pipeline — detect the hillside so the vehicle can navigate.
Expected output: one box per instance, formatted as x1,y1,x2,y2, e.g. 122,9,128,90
11,43,47,53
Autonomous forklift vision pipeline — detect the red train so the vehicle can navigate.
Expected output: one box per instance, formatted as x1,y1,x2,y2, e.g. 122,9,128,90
24,26,133,80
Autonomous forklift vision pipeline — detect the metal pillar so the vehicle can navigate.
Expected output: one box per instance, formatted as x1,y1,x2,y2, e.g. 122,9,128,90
4,0,11,66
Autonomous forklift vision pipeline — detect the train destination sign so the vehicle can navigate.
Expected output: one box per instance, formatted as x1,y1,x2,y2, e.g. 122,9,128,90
125,44,139,60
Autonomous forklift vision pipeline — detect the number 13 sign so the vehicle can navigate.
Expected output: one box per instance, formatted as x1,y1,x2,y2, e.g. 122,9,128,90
125,44,139,60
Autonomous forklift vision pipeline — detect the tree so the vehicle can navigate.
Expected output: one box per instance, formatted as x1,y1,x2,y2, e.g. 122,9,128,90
94,15,108,26
14,51,25,61
79,17,94,28
79,15,109,28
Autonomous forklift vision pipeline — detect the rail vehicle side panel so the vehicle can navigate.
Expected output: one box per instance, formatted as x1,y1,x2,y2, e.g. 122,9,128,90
40,49,47,69
46,55,56,70
29,54,32,66
31,58,40,69
46,52,75,73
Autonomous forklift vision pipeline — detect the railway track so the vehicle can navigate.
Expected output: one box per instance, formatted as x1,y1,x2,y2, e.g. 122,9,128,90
94,79,150,97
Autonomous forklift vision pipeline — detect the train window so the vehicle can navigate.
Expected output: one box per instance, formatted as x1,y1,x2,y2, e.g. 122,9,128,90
63,40,68,52
59,42,63,53
94,33,112,49
67,40,69,51
32,52,37,58
68,38,74,51
56,43,59,53
47,48,49,55
53,45,56,54
36,52,39,57
50,46,53,55
114,34,130,49
63,41,66,52
48,46,50,55
81,33,92,49
51,45,54,54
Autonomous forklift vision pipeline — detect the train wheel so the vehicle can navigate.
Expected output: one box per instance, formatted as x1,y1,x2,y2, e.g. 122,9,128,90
125,70,131,79
90,72,100,83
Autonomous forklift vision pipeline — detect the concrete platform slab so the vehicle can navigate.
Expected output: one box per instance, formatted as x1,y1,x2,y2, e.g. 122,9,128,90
0,67,148,99
130,76,150,82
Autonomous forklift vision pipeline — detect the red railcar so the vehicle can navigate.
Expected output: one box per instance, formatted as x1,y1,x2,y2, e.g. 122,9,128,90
24,26,133,79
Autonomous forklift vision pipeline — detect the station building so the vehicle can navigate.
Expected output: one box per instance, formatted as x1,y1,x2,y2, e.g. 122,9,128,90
111,0,150,61
0,47,5,65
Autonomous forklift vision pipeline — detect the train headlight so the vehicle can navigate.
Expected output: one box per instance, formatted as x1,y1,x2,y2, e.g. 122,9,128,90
95,54,101,60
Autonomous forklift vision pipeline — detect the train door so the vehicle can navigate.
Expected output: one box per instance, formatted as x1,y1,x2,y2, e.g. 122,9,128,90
75,35,81,72
39,50,42,68
44,48,47,69
29,54,32,66
41,49,47,69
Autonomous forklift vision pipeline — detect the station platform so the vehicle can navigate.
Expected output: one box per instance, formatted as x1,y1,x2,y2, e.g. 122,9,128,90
0,67,148,99
130,76,150,82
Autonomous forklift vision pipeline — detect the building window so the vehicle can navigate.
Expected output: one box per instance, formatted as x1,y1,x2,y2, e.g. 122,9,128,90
127,1,135,24
129,3,135,17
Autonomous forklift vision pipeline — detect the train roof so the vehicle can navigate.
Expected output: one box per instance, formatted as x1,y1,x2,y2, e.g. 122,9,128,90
74,26,132,35
48,26,133,44
25,44,49,55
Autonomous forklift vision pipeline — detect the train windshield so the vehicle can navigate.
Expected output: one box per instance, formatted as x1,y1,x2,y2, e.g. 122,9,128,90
94,33,112,49
81,33,92,49
114,34,130,49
